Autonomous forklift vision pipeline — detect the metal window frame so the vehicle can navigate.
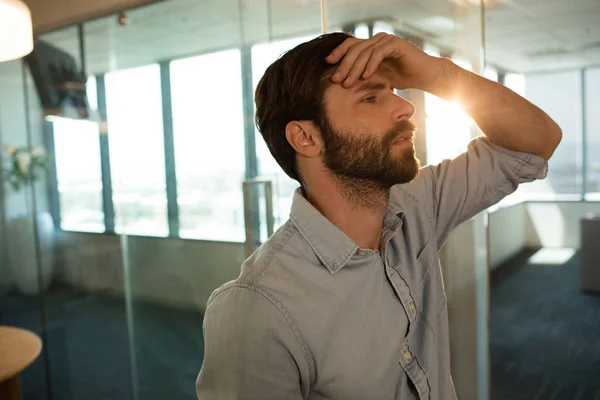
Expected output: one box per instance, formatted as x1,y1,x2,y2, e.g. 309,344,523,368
96,75,116,233
43,120,61,229
581,68,588,200
159,61,179,237
240,44,261,241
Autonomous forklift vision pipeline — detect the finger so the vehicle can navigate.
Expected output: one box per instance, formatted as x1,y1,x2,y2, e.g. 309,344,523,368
342,44,379,87
325,37,360,65
331,33,389,83
330,39,374,82
362,36,399,79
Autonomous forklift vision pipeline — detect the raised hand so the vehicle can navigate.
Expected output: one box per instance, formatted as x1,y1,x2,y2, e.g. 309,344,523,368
325,32,444,92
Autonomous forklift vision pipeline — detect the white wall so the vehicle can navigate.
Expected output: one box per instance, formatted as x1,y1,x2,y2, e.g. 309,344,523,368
55,232,245,311
488,203,527,269
525,201,600,248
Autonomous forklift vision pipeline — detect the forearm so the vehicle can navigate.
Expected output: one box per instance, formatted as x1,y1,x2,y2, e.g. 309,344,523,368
425,58,562,160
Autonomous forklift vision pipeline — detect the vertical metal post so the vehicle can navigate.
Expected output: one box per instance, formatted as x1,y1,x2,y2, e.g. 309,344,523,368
581,68,587,200
22,59,54,400
159,61,179,236
96,75,115,233
243,178,274,258
43,120,61,229
240,45,261,242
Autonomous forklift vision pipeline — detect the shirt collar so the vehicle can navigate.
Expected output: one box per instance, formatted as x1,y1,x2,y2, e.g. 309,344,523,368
289,188,404,274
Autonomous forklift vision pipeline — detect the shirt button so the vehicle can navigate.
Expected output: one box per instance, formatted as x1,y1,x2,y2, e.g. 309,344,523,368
403,351,412,362
409,302,416,311
357,251,367,256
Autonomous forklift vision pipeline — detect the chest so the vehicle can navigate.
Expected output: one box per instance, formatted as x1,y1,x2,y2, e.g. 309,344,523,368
291,235,445,399
297,257,417,399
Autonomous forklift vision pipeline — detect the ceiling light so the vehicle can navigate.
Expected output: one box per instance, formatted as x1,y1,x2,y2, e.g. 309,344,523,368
0,0,34,63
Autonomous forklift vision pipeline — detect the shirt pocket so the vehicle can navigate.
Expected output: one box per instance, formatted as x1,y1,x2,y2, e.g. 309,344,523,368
415,240,447,325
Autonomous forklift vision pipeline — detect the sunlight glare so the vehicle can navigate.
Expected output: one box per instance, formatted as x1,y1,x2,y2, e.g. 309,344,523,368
528,248,576,265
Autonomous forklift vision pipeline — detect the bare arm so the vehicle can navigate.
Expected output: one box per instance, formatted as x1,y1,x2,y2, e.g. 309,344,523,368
426,59,562,160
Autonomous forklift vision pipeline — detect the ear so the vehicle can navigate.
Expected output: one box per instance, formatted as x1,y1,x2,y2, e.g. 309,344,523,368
285,121,322,158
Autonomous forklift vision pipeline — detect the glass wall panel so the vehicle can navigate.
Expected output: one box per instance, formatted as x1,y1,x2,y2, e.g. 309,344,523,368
322,2,488,399
105,64,168,236
52,116,104,232
0,1,503,400
511,70,583,199
585,67,600,198
171,50,246,242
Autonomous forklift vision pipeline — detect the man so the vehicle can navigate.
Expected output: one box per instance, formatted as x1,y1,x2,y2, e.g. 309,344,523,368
196,32,561,399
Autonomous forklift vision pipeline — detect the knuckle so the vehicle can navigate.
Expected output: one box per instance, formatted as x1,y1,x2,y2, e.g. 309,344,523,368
372,47,385,57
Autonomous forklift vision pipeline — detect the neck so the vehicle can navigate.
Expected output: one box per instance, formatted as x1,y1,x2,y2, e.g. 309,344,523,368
303,176,390,251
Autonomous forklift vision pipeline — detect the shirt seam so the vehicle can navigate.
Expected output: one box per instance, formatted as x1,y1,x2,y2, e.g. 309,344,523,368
210,282,314,384
245,222,297,284
393,185,437,238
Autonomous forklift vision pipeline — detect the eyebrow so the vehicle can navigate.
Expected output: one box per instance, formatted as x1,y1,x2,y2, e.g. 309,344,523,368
354,81,392,93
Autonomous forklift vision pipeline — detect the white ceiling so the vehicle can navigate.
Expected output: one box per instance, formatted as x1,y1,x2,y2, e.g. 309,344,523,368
38,0,600,75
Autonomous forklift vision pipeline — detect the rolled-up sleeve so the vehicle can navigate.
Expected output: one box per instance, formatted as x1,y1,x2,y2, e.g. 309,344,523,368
196,284,307,400
396,136,548,248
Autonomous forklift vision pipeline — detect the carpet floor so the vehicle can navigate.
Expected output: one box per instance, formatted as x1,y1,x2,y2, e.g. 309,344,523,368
2,248,598,399
490,249,600,400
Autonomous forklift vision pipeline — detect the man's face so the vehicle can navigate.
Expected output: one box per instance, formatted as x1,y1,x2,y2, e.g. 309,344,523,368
319,69,420,189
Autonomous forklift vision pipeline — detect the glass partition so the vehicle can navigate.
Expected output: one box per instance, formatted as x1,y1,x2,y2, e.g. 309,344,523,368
0,1,520,399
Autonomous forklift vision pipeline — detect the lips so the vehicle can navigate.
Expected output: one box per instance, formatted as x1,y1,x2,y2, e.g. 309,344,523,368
391,132,414,144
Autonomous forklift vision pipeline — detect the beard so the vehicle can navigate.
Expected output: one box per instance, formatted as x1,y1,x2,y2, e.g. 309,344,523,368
319,117,421,209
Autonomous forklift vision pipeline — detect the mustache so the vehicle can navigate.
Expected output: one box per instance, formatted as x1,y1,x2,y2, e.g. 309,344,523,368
383,120,417,146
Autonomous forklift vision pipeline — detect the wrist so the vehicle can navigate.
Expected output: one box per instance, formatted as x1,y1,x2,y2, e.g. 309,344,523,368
421,57,459,99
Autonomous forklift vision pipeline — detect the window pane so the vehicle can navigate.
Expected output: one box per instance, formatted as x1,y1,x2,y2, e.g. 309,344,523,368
505,73,525,97
105,64,168,236
251,36,314,235
53,117,104,232
170,50,245,242
511,70,583,200
585,67,600,197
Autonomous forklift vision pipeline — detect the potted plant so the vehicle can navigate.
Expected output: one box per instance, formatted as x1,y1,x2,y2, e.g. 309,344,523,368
2,145,55,295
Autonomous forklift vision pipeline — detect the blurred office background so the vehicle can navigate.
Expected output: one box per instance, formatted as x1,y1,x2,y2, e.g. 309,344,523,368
0,0,599,399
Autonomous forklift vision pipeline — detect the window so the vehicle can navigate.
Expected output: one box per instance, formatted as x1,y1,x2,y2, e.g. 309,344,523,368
170,50,246,242
585,67,600,199
251,36,315,235
105,64,168,236
52,117,104,232
510,70,583,200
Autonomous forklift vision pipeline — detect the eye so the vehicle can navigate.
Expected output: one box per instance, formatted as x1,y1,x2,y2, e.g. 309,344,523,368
362,96,377,103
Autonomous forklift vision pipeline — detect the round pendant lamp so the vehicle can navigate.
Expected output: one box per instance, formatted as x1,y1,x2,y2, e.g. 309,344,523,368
0,0,34,62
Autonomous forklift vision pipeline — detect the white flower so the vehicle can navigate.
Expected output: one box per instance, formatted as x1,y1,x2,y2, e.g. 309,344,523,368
31,146,46,158
16,152,32,175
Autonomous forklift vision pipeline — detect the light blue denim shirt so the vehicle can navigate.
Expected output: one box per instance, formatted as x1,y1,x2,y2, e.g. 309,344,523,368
196,137,548,400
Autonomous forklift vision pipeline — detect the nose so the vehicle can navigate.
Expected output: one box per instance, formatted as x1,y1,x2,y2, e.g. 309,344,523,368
392,95,416,122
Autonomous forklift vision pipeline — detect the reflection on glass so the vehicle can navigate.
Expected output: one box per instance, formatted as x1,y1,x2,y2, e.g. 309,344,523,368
105,64,168,236
171,50,245,242
584,67,600,197
52,117,104,232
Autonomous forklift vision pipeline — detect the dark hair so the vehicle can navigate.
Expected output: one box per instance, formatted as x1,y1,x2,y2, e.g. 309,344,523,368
254,32,353,183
